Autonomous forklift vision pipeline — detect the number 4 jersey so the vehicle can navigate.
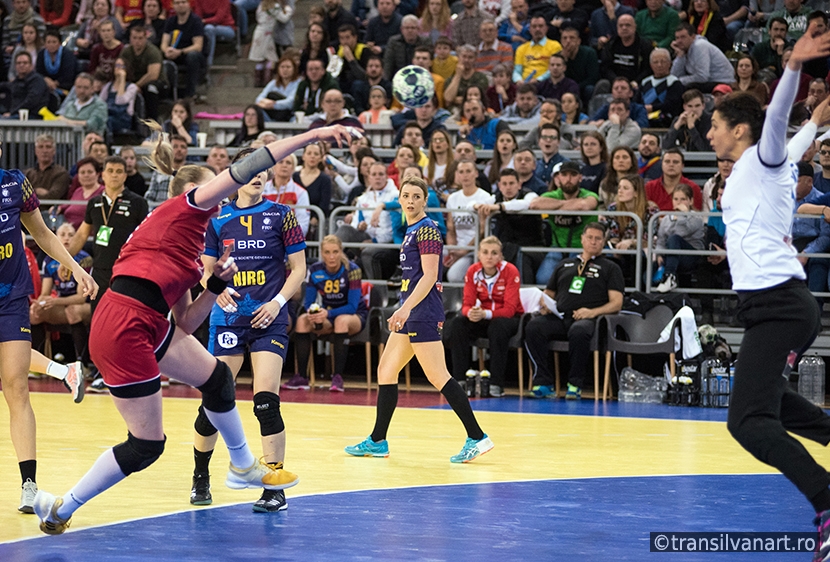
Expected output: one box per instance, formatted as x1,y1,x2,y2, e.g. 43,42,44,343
205,199,306,327
0,170,40,301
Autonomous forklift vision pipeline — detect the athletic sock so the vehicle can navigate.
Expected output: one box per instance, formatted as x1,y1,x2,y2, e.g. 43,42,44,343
811,487,830,513
57,449,126,520
370,384,398,442
295,333,311,376
70,322,88,362
19,459,36,484
440,378,485,441
203,407,256,469
332,333,348,375
45,361,69,380
194,448,213,476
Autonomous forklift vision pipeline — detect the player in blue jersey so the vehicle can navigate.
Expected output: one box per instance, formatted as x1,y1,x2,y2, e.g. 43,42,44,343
286,234,369,392
29,223,92,379
0,164,97,513
345,175,494,463
190,147,307,513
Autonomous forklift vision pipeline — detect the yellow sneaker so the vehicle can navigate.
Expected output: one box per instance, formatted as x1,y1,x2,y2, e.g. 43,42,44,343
226,458,299,491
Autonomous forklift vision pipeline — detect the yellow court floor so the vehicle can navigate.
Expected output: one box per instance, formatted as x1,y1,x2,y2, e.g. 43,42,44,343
0,392,818,544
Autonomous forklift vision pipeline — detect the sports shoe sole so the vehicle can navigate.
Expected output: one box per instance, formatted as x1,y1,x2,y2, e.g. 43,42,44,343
190,497,213,506
345,450,389,458
34,492,71,535
252,503,288,513
225,469,300,491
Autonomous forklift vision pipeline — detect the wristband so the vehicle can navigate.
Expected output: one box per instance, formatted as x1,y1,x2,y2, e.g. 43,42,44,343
271,294,287,308
206,274,228,295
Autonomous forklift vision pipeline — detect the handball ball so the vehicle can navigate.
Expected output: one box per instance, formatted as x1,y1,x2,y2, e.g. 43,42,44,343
392,65,435,108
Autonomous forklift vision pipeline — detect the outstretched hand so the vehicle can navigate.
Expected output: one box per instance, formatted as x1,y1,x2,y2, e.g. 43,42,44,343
789,22,830,70
811,95,830,128
316,125,363,148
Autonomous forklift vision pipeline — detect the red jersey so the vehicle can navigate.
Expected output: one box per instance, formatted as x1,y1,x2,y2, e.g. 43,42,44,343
461,260,523,319
112,190,217,309
645,176,703,212
116,0,144,22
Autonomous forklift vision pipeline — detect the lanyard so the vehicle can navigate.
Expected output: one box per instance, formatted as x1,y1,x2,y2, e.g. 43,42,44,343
100,194,119,227
576,257,590,278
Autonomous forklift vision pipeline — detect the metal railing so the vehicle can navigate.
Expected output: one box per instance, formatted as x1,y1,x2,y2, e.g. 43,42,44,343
0,121,85,171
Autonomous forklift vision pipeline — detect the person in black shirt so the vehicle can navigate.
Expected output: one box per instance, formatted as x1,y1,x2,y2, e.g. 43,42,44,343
525,222,624,399
160,0,206,99
119,146,147,197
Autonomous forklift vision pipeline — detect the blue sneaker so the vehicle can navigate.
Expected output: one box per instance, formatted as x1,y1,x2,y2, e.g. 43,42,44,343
345,437,389,458
450,434,494,463
531,385,554,398
565,384,582,400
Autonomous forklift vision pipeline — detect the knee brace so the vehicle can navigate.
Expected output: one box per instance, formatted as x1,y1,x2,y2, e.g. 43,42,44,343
198,360,236,413
194,405,218,437
113,432,166,476
253,391,284,436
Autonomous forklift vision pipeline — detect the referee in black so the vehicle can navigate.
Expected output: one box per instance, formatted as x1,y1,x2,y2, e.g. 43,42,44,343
525,222,624,400
66,156,149,389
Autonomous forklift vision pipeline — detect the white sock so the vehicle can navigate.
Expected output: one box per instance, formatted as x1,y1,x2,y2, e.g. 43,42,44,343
45,361,69,381
203,407,256,469
56,449,126,521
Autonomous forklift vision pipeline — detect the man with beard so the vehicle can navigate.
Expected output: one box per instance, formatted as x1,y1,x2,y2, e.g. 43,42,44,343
461,99,509,149
637,132,663,181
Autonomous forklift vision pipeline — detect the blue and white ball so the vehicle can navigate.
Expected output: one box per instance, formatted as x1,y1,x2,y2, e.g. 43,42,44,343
392,65,435,108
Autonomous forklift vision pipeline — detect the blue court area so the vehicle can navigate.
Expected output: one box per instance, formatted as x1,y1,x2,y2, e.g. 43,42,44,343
0,474,816,561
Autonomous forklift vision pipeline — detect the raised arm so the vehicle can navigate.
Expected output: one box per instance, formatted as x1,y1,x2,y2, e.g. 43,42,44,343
193,126,356,209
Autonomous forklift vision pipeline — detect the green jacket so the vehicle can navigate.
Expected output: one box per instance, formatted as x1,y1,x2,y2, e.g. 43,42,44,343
542,188,599,250
635,6,680,49
59,96,108,136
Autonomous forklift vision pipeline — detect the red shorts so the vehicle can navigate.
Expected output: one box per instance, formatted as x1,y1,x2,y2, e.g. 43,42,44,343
89,290,173,397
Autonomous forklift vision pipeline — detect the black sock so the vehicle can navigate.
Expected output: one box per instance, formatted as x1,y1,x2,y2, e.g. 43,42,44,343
19,459,36,484
370,384,398,442
332,333,348,375
70,322,88,362
811,487,830,513
295,333,311,376
194,448,213,476
441,379,485,441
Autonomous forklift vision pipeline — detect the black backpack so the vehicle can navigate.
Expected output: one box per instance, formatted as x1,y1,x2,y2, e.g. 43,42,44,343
623,291,693,317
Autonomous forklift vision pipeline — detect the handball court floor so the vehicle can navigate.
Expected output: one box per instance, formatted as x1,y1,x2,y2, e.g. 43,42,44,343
0,379,826,561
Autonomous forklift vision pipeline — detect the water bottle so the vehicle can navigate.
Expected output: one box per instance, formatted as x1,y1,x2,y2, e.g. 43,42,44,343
308,303,323,330
799,355,826,406
465,369,478,398
700,358,726,407
479,369,491,398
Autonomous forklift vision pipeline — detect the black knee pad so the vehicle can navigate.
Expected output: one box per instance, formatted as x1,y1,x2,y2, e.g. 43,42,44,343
198,360,236,413
253,391,284,436
194,405,218,437
113,432,166,476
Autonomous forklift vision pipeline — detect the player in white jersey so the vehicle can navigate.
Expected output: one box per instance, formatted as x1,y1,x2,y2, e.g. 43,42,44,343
706,24,830,561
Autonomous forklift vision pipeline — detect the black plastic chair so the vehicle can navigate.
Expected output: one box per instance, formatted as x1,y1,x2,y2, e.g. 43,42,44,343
601,305,681,400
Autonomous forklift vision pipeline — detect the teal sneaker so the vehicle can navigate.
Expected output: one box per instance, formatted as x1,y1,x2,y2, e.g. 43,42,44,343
345,437,389,458
450,434,494,463
531,385,554,398
565,384,582,400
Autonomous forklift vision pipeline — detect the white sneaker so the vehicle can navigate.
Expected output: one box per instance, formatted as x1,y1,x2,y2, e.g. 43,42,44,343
655,273,677,293
64,361,84,404
225,458,299,491
34,491,71,535
19,479,37,513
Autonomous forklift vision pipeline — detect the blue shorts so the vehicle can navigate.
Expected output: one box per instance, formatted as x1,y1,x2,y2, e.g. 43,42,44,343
395,320,443,343
208,323,289,360
0,296,31,342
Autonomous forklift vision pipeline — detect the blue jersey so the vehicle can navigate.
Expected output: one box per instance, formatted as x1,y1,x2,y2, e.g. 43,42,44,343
42,251,92,297
0,169,40,302
305,260,368,318
400,216,444,322
205,199,306,327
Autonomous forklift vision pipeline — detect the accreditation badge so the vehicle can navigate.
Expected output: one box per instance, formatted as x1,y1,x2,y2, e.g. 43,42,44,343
95,225,113,246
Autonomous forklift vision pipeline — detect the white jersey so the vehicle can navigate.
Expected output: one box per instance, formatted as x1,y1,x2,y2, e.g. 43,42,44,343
447,188,493,247
722,146,805,290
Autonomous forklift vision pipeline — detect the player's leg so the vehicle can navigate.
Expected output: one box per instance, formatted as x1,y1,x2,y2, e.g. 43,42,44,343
250,344,297,512
35,391,166,535
329,314,363,392
28,349,85,403
412,339,493,463
0,339,38,512
64,303,91,376
159,328,287,491
189,353,244,506
344,332,414,457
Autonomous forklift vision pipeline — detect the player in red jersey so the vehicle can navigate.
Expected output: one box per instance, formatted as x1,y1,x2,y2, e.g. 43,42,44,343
33,122,357,535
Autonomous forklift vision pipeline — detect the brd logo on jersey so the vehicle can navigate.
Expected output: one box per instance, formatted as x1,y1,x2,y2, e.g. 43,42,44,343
237,240,267,250
217,332,238,349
